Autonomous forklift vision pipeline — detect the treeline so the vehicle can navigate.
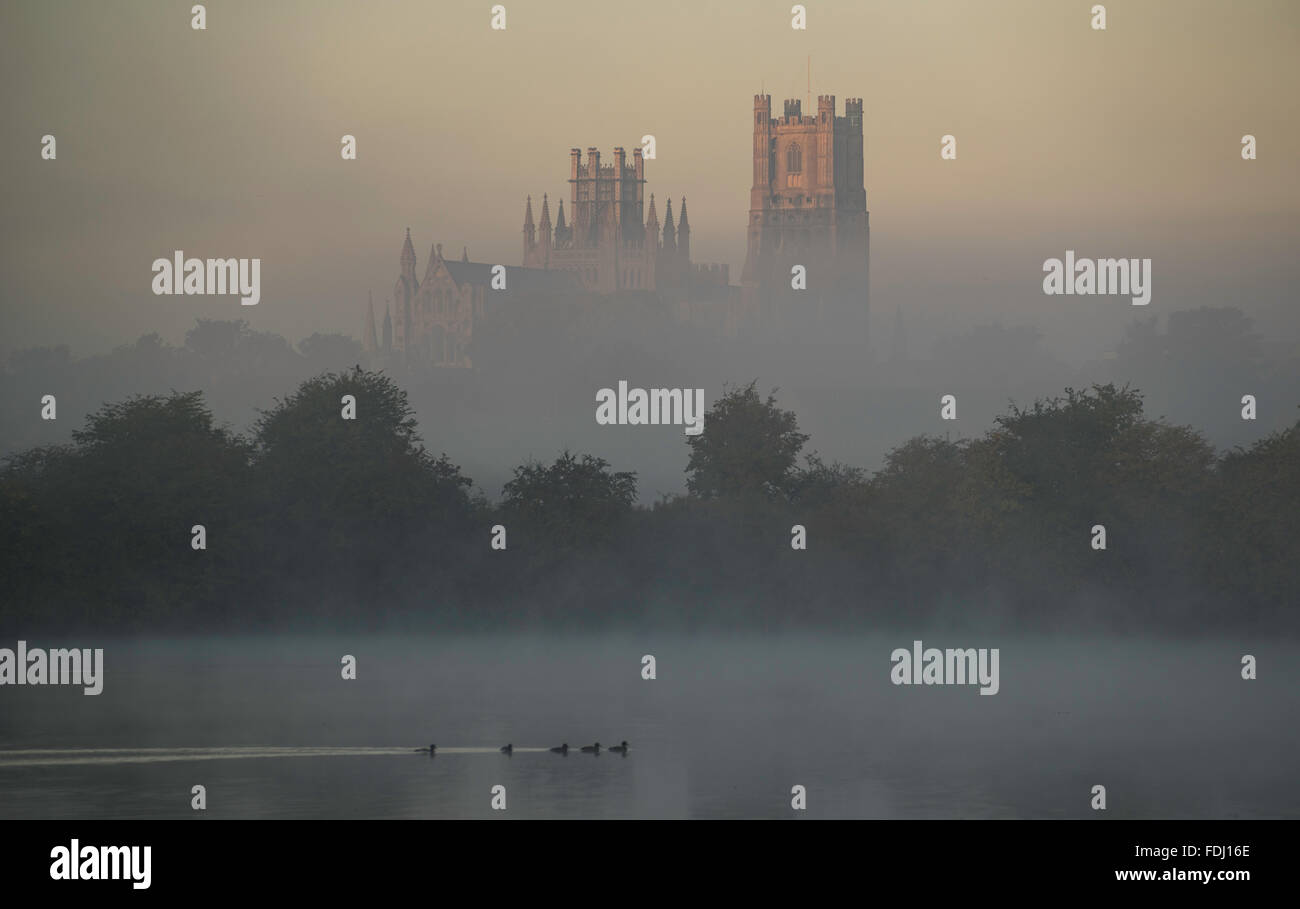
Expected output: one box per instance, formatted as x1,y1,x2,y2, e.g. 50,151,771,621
1,372,1296,631
0,320,366,458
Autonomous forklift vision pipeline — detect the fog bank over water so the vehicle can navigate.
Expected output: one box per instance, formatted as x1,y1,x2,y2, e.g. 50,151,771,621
1,634,1295,818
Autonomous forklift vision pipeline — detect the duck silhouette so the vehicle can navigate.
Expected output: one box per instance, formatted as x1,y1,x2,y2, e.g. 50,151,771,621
609,741,629,754
500,743,513,755
413,744,436,754
550,743,569,755
580,742,601,754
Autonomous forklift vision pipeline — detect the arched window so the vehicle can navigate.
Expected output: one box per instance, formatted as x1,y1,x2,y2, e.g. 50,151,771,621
786,143,802,173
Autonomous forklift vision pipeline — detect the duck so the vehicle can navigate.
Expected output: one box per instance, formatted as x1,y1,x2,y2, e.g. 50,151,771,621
609,741,629,754
549,743,569,755
413,744,436,754
580,742,601,754
500,743,513,755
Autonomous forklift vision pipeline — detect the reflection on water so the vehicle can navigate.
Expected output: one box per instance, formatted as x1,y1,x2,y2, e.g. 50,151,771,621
0,634,1296,819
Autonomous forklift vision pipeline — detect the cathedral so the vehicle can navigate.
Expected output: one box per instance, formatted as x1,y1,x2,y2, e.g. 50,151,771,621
364,93,869,366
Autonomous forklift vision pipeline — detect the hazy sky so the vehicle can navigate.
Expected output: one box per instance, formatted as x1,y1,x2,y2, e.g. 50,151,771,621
2,0,1297,361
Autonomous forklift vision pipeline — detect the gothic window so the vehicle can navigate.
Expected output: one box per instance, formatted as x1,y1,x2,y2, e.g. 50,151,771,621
786,143,802,173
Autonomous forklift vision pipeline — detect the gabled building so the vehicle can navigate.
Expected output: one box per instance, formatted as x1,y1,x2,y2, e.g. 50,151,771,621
367,232,579,368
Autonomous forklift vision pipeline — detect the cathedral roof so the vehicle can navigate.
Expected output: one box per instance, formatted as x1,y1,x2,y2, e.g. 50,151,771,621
443,260,581,296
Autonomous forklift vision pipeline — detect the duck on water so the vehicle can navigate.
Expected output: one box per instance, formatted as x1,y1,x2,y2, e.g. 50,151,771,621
410,742,627,755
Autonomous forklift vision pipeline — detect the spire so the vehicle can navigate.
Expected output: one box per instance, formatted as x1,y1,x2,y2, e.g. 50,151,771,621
538,193,552,263
677,197,690,261
555,199,567,231
662,197,676,251
364,291,378,354
382,301,393,353
422,243,440,284
645,193,659,232
523,195,536,255
462,246,469,263
400,227,415,274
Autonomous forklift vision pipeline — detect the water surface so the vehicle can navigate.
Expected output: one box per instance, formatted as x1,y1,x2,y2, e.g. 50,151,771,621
1,634,1295,819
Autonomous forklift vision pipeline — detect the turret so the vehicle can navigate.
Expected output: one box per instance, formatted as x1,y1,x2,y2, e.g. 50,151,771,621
677,197,690,263
844,98,865,195
662,197,676,253
394,229,418,354
422,243,440,284
555,199,569,248
522,195,535,258
400,227,416,280
363,291,378,354
612,148,625,236
539,193,552,265
752,94,773,204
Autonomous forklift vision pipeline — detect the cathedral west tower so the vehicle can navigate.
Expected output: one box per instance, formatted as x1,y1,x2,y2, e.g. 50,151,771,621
740,95,870,342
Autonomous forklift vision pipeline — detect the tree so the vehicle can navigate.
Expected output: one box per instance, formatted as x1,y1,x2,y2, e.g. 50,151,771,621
867,436,975,590
978,384,1217,613
501,451,636,551
5,392,253,624
185,319,298,375
298,332,363,371
788,453,868,508
1211,416,1300,613
251,369,472,606
685,382,809,501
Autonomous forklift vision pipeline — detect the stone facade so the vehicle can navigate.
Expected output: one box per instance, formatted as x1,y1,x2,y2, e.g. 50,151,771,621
373,234,579,368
